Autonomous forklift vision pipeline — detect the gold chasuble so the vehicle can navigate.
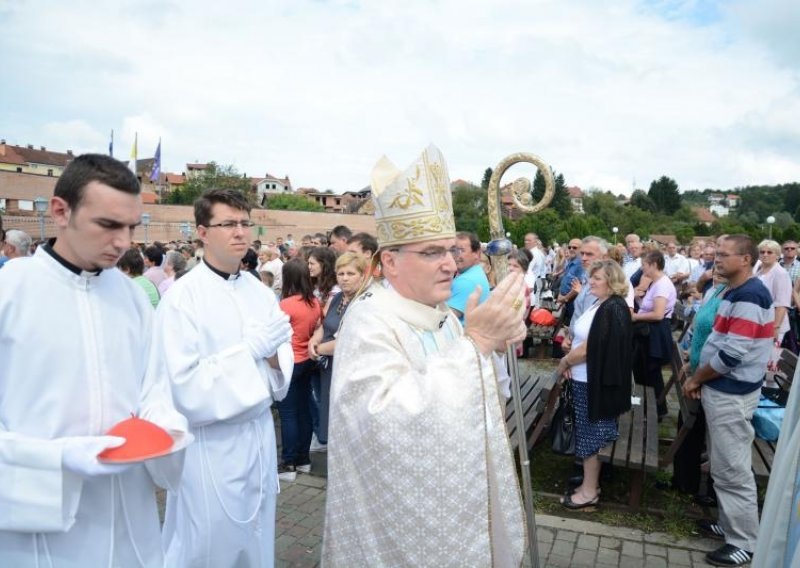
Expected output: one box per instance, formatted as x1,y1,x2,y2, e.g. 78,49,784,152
321,285,526,566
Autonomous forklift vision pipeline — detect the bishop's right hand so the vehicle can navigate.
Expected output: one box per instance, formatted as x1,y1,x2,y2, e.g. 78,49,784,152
243,315,292,360
61,435,134,478
464,272,527,355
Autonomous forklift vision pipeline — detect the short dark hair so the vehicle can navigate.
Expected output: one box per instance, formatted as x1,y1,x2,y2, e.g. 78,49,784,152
347,232,378,255
643,250,665,271
54,154,140,210
330,225,352,240
456,231,481,253
725,234,758,267
117,248,145,276
194,188,251,227
143,245,163,266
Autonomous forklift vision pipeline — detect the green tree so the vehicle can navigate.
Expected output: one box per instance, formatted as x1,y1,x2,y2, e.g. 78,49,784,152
532,170,572,218
165,162,253,205
648,176,681,215
264,194,325,212
481,168,493,190
452,182,488,235
630,190,657,213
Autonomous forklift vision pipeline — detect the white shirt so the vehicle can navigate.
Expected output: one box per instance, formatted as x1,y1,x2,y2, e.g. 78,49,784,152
623,257,642,280
571,303,601,383
665,253,690,278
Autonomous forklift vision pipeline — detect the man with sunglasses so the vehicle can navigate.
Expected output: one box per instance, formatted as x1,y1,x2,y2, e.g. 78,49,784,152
556,238,585,321
148,188,293,567
323,146,528,566
779,241,800,283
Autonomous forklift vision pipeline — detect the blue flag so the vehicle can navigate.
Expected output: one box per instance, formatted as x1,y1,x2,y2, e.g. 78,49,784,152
150,139,161,182
109,129,114,157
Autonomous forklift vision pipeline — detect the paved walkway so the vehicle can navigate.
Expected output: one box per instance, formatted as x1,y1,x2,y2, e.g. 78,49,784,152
275,472,722,568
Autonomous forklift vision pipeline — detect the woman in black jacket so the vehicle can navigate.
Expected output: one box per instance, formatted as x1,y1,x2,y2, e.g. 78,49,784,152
556,260,632,510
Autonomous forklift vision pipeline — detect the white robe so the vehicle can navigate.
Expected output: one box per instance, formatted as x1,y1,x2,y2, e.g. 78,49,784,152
148,261,292,568
753,362,800,567
0,247,187,568
322,285,526,567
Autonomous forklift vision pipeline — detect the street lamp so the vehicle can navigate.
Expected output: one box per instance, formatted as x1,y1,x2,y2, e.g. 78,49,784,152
767,215,776,240
33,196,48,241
612,226,618,245
141,212,151,245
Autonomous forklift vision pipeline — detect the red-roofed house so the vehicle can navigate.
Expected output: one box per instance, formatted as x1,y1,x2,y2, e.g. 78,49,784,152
692,207,716,226
566,186,584,213
0,141,75,177
254,173,292,205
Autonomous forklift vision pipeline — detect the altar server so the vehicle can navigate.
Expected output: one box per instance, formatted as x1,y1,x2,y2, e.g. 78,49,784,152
149,188,293,567
0,154,187,567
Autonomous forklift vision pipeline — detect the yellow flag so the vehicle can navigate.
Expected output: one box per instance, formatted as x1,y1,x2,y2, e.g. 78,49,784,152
130,132,138,160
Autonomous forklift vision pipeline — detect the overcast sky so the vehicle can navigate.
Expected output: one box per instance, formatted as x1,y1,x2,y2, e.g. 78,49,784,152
1,0,798,195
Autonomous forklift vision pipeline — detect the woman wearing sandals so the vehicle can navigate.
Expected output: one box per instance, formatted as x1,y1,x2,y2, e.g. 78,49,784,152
556,260,633,510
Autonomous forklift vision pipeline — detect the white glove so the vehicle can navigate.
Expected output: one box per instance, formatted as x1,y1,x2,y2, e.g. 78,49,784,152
243,316,292,360
61,435,134,478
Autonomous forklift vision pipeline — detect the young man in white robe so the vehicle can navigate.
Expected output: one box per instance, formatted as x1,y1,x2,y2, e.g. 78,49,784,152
148,188,293,567
0,154,188,567
322,145,529,567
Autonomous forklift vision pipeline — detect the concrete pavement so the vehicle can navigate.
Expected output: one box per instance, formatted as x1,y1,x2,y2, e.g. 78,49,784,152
275,472,723,568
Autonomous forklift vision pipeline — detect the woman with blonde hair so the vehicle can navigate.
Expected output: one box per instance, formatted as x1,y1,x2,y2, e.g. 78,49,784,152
556,260,632,510
308,252,368,450
756,239,792,344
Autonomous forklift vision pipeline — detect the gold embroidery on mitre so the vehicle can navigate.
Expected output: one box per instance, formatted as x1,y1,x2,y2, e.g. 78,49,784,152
371,145,455,248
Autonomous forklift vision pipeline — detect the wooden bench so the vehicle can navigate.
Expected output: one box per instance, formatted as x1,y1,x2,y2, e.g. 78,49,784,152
661,340,798,485
505,372,559,453
752,348,796,483
596,383,659,508
659,341,700,468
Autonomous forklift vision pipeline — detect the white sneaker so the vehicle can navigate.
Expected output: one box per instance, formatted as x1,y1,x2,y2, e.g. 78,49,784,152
296,463,311,474
278,464,296,482
309,435,327,453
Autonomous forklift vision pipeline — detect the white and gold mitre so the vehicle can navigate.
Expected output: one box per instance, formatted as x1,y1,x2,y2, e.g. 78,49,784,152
371,144,456,248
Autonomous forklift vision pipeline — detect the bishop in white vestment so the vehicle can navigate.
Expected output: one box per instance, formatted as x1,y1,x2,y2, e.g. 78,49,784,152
322,146,528,567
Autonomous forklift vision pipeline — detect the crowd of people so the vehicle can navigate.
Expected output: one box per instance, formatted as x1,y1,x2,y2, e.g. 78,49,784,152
0,149,797,567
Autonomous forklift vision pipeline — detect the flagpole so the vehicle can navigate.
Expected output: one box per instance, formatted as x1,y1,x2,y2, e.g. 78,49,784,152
486,152,555,568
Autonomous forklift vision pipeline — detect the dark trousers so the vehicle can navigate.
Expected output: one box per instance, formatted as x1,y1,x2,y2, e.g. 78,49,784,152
276,359,316,466
672,408,709,494
645,357,668,417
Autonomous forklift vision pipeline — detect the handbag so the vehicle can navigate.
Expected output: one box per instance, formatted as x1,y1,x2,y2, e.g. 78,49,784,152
753,396,784,442
551,380,576,455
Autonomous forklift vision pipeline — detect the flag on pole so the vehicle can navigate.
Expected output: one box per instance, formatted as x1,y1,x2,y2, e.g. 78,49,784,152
150,139,161,182
109,129,114,157
129,132,138,174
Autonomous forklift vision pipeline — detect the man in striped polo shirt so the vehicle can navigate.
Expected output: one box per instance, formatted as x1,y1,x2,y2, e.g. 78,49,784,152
683,234,774,567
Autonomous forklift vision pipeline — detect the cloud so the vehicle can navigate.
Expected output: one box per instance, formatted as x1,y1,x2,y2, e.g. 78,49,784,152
0,0,798,195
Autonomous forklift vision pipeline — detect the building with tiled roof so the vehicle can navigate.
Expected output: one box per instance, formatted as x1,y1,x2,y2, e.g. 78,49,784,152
254,173,292,205
692,206,716,226
0,141,75,177
566,186,584,213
